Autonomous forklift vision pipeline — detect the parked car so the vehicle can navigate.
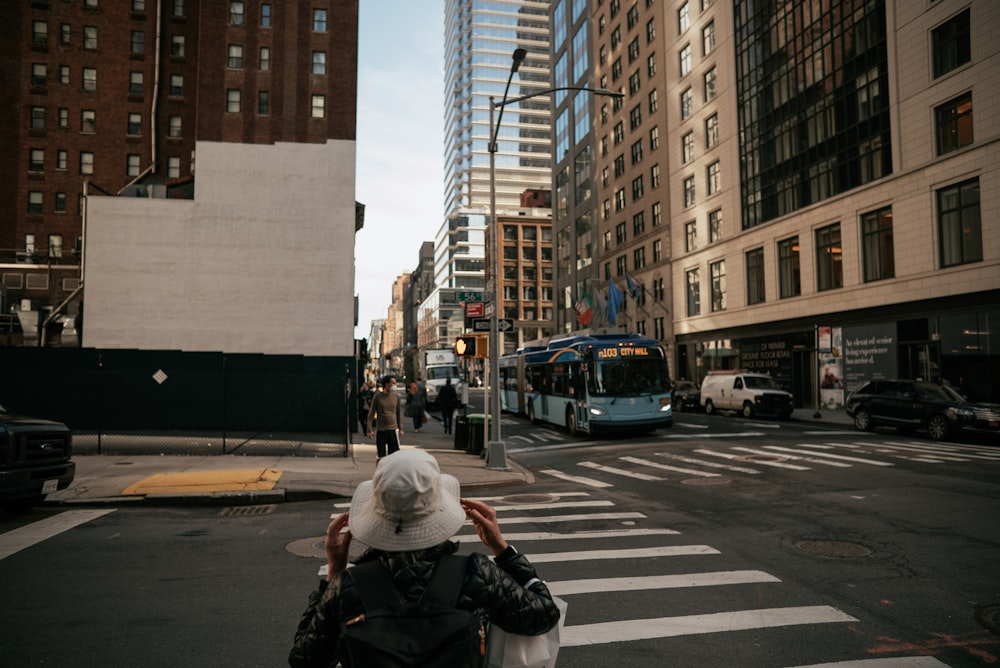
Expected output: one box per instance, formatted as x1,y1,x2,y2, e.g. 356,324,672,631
845,379,1000,441
0,403,75,510
671,380,701,412
700,371,794,419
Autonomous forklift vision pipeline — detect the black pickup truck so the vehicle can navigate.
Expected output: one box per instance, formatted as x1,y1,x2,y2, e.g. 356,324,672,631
0,403,75,509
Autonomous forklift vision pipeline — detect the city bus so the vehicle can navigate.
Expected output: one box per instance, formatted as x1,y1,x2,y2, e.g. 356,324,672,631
499,332,673,435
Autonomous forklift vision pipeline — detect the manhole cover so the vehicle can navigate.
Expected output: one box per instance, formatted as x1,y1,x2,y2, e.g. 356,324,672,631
793,539,873,558
219,504,277,517
681,477,732,487
286,536,327,558
975,604,1000,636
499,493,559,504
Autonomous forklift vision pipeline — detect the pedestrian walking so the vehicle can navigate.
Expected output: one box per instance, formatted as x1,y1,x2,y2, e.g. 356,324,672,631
287,449,561,667
357,381,374,434
437,378,459,434
367,376,402,458
405,380,427,432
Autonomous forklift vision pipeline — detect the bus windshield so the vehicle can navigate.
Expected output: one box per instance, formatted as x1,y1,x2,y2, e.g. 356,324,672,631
588,355,670,396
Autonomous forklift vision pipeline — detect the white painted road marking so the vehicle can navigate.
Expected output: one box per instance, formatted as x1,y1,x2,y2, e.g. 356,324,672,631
527,544,720,563
540,468,613,487
695,448,811,470
620,455,722,477
579,461,664,481
452,528,680,543
550,569,778,595
787,658,951,667
0,509,117,561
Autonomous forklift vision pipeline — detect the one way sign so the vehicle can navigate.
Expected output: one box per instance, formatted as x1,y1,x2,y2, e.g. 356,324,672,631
472,318,514,332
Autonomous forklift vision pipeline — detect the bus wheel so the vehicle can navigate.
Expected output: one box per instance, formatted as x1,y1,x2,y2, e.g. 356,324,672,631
566,407,578,436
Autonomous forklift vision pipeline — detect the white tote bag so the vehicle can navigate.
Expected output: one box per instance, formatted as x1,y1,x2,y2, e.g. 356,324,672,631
486,596,568,668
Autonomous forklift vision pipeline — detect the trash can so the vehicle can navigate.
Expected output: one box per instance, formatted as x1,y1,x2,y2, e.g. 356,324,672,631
453,415,470,450
467,413,489,456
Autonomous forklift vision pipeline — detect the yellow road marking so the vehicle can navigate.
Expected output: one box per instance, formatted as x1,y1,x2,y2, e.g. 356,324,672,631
121,469,283,495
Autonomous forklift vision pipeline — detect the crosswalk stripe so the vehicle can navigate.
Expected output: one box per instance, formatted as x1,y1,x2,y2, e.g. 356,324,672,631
694,448,811,470
787,658,951,667
0,509,117,561
620,455,722,477
549,569,778,595
873,441,996,461
452,528,680,543
579,461,664,481
494,512,647,524
561,605,857,646
492,500,615,512
733,446,853,468
656,452,762,475
526,545,720,563
663,431,768,440
540,468,613,487
768,445,896,466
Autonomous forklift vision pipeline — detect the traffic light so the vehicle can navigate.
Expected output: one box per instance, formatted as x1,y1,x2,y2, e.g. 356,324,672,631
455,335,487,358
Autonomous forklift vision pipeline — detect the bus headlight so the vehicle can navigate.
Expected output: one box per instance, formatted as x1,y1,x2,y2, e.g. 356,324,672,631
589,406,607,417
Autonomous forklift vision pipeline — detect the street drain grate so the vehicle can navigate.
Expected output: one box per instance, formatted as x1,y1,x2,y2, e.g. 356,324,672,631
975,604,1000,636
793,539,873,558
219,504,277,517
681,477,732,487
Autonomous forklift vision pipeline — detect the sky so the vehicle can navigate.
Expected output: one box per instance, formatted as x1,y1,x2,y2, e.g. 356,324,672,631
354,2,446,340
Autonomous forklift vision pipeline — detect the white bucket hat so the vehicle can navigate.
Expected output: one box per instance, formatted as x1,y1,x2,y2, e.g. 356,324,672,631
349,450,466,551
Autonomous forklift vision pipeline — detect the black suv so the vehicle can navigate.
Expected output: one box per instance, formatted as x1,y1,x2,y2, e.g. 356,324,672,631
845,379,1000,441
0,404,75,509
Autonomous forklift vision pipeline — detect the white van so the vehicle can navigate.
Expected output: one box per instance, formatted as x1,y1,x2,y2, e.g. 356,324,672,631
700,370,794,419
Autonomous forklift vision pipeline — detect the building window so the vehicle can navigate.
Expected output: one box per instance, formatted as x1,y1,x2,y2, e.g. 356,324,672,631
230,1,245,25
28,192,44,216
311,94,325,118
31,106,45,130
126,154,141,177
631,175,644,201
226,89,241,113
129,71,144,94
648,88,658,113
680,88,692,119
132,0,146,12
54,192,67,213
628,37,640,63
633,211,646,236
167,156,180,178
611,26,621,50
778,236,800,298
172,0,186,17
312,51,327,75
932,9,970,78
60,24,71,44
80,151,94,175
707,161,721,195
629,104,642,130
313,8,328,32
682,131,694,163
259,47,271,71
627,4,639,29
168,115,182,137
228,44,244,68
704,67,717,101
861,207,894,283
646,17,656,43
261,4,271,27
127,112,141,135
935,93,973,155
614,188,626,211
937,178,982,268
131,30,145,54
650,164,660,189
57,150,67,170
647,53,656,78
28,150,46,176
83,26,98,50
613,121,624,145
630,140,643,165
685,220,697,252
169,74,183,96
81,109,96,133
616,222,627,245
708,209,722,242
614,155,625,177
856,67,881,121
746,247,765,305
49,235,63,258
31,64,47,89
815,223,843,291
616,255,627,277
32,21,48,46
678,2,690,33
652,201,661,226
653,239,662,262
601,166,610,187
705,115,719,150
634,246,646,270
683,175,695,207
704,21,717,55
58,108,68,128
83,67,97,91
710,260,726,312
686,268,700,316
611,57,622,82
629,70,641,96
649,125,659,150
258,91,270,115
171,35,185,57
679,44,692,77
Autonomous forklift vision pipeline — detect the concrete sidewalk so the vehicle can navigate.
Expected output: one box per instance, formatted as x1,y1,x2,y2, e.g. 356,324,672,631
45,408,856,508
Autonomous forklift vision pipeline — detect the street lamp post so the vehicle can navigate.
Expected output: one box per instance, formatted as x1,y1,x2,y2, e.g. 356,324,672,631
485,49,623,470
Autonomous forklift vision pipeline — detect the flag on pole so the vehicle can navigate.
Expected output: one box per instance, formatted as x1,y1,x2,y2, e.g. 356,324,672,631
626,273,641,299
607,280,623,325
574,292,593,326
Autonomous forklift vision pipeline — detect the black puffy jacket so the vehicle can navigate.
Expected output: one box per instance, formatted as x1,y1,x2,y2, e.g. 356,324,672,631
288,541,560,667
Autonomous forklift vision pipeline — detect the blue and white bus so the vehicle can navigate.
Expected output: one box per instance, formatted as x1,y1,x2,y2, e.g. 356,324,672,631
499,332,673,435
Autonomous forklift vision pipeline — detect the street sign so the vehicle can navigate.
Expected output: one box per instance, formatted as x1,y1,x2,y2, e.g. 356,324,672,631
455,291,484,302
473,318,514,332
466,302,484,317
498,318,514,332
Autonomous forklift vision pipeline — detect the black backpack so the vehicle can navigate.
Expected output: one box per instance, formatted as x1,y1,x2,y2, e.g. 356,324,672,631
339,555,486,667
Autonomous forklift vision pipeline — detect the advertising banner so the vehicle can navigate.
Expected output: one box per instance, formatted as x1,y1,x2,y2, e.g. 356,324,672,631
843,323,897,393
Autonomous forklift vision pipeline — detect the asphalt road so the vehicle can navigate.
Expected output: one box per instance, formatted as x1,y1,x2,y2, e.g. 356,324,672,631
2,412,998,667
